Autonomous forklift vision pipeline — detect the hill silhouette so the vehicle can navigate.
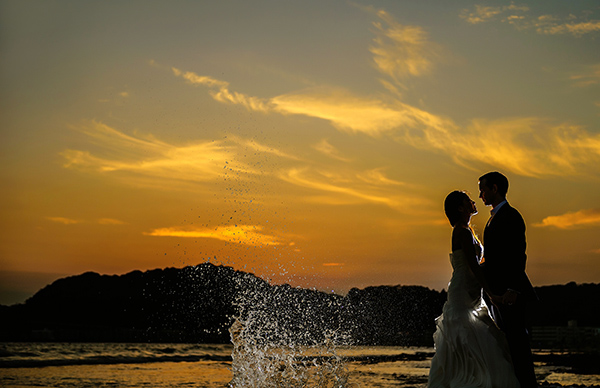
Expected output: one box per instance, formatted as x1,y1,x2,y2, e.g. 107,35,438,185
0,263,598,346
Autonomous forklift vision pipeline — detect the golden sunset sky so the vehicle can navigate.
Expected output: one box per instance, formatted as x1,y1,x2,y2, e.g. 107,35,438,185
1,1,599,305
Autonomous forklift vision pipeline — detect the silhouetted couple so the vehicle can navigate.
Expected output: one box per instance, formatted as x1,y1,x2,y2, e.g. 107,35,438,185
428,172,537,388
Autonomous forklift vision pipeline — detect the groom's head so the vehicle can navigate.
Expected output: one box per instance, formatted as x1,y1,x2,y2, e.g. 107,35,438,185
478,171,508,207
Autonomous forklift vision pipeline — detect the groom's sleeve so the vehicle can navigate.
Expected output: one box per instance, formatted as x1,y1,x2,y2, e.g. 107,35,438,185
505,208,527,292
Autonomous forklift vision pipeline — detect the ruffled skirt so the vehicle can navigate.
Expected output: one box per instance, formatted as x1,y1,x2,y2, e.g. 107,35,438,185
428,263,519,387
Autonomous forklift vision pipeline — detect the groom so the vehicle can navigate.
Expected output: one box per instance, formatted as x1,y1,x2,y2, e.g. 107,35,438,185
478,172,537,388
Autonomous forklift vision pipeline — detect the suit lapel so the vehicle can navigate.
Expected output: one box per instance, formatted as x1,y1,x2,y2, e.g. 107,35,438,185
487,202,509,228
485,214,494,229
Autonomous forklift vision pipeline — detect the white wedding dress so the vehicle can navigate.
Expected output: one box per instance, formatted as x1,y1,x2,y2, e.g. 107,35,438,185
427,248,520,388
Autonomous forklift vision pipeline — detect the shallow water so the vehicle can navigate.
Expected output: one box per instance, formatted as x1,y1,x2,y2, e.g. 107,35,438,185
0,343,598,387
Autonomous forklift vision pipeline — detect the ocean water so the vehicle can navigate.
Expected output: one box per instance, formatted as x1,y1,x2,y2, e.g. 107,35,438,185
1,342,599,387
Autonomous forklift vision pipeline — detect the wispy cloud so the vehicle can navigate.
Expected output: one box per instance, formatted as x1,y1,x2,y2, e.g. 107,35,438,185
172,68,271,112
461,4,600,37
61,121,282,190
432,118,600,177
166,4,600,181
46,216,126,225
313,139,351,162
171,67,600,178
357,168,404,186
534,209,600,229
61,120,428,212
98,90,131,104
369,9,440,81
279,167,426,212
535,17,600,36
144,224,285,246
173,69,436,135
173,68,408,135
47,217,81,225
227,134,299,160
271,87,419,134
570,64,600,88
460,4,529,25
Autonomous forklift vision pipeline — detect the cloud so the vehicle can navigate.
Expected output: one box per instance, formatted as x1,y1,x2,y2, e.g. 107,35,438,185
173,68,413,135
271,87,419,134
534,209,600,229
313,139,351,162
356,168,404,186
369,9,440,81
460,5,506,24
279,167,426,212
461,4,600,37
535,18,600,36
420,117,600,177
570,64,600,88
47,217,81,225
61,121,286,190
173,68,440,136
171,68,600,178
144,224,285,246
47,216,127,225
167,5,600,180
61,121,429,212
172,68,271,112
227,134,299,160
460,4,529,24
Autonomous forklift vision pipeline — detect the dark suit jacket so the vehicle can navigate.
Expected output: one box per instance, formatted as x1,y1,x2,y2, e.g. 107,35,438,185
482,202,535,299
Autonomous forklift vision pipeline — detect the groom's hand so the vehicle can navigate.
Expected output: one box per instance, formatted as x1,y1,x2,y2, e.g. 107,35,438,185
490,294,503,306
502,289,519,305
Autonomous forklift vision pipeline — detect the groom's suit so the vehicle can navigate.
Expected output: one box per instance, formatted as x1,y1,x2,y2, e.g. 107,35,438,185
482,201,537,388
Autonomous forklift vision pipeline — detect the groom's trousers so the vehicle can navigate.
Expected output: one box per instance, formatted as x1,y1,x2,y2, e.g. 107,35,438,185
489,301,537,388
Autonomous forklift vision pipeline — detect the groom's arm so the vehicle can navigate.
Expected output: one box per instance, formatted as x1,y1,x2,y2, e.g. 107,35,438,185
502,207,528,295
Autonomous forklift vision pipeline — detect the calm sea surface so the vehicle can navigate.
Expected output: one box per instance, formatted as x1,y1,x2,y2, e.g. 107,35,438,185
1,343,598,387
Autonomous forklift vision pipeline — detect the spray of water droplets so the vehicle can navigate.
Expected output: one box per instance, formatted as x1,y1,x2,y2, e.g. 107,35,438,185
226,270,356,388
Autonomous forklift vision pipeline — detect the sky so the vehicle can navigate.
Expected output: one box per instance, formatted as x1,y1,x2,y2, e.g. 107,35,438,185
1,0,599,305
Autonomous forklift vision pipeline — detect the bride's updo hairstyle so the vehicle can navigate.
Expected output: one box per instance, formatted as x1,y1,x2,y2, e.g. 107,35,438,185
444,190,469,227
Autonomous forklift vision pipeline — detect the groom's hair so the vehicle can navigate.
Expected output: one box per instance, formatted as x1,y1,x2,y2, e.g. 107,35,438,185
479,171,509,196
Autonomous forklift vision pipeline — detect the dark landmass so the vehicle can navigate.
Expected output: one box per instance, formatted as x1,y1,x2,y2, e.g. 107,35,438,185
0,263,598,349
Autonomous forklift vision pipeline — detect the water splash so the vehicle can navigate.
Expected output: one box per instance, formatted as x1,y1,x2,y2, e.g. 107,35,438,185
229,282,353,387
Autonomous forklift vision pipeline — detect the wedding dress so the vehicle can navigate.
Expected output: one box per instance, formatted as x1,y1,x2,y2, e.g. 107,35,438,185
427,248,520,388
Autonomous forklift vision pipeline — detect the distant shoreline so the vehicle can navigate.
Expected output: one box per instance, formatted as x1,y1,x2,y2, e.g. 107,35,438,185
2,264,599,350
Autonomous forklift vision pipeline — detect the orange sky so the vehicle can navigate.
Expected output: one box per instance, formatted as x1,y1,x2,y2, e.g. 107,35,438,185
1,1,599,305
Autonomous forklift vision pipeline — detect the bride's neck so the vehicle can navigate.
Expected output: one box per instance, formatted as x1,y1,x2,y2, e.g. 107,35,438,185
454,221,470,229
456,213,472,229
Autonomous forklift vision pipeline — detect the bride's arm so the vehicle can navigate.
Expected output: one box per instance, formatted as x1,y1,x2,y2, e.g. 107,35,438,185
455,227,502,304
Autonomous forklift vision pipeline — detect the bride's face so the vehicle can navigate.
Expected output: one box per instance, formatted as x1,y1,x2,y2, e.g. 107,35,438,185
462,197,478,216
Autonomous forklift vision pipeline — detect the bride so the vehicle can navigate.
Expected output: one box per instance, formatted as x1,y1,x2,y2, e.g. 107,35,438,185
428,191,520,388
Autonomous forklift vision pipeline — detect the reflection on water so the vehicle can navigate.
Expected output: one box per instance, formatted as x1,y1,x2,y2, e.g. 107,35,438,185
0,343,598,387
230,319,350,387
0,343,432,388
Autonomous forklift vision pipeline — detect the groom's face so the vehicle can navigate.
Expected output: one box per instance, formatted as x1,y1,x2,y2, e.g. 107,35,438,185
478,179,495,206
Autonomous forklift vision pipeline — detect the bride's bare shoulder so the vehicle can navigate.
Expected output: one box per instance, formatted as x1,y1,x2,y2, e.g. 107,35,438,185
452,225,471,237
451,226,470,249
